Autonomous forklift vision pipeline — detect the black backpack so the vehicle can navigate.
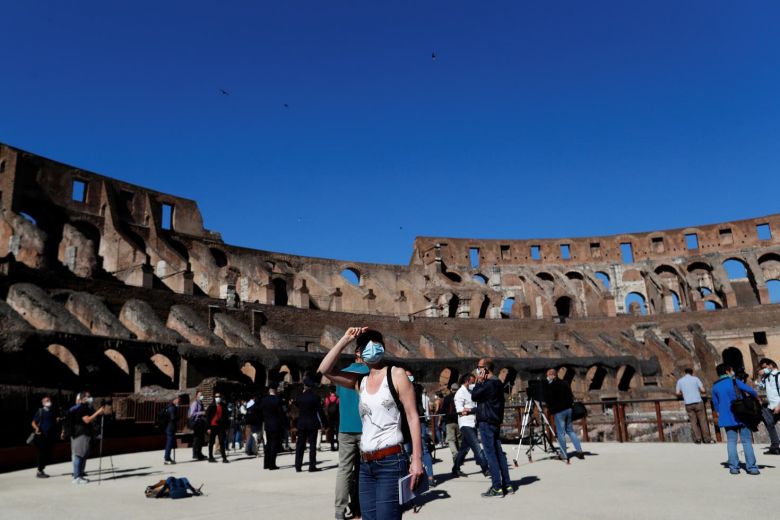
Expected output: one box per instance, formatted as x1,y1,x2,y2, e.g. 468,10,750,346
385,366,413,445
730,379,762,431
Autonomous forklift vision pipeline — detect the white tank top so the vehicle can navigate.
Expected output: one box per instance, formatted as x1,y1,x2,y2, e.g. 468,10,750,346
359,368,404,452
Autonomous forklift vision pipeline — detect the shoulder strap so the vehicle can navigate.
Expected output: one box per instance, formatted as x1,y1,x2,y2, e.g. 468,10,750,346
386,366,402,410
773,373,780,395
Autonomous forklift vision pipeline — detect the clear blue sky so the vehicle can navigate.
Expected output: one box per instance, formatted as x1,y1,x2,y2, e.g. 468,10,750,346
2,1,779,265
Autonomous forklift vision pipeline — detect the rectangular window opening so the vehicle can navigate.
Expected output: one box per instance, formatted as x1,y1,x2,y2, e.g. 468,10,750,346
757,223,772,241
620,242,634,264
753,331,768,345
685,233,699,250
719,228,733,245
531,245,541,261
469,247,480,269
651,236,665,253
560,244,571,260
500,245,510,261
590,242,601,258
161,203,174,230
72,179,87,202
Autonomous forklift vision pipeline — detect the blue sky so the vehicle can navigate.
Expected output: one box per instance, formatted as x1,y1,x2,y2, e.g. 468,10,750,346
2,1,779,264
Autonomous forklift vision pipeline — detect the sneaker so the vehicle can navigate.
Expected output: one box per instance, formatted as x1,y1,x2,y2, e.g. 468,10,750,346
729,469,740,475
164,460,176,465
481,488,504,498
452,468,468,478
36,471,49,479
504,486,516,495
72,477,89,485
222,459,230,464
766,447,780,455
747,470,760,476
208,458,218,463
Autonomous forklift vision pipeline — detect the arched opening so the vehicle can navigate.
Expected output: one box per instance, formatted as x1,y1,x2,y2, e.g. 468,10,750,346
47,344,79,376
588,366,608,391
104,349,129,375
557,366,575,384
448,294,460,318
0,160,5,173
443,271,462,283
536,272,554,283
698,287,712,296
341,267,361,286
655,264,679,277
277,365,295,384
439,368,458,388
595,271,611,290
722,347,744,373
687,261,713,273
478,295,490,319
565,271,584,281
617,366,636,392
240,362,257,383
625,292,648,315
273,278,288,306
210,247,228,268
168,239,190,261
501,297,515,318
19,212,37,225
723,259,748,280
704,300,720,311
555,296,572,318
472,274,488,284
150,353,175,383
670,291,681,312
768,280,780,304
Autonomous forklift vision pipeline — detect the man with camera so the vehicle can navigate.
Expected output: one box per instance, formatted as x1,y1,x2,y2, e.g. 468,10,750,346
66,391,107,484
471,359,513,497
756,358,780,455
544,368,584,462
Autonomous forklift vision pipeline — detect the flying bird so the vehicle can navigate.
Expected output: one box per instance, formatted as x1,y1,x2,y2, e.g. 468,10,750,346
219,89,230,96
431,52,437,61
283,103,289,108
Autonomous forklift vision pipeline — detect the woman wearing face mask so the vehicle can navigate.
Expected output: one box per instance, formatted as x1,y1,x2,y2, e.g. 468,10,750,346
318,327,424,520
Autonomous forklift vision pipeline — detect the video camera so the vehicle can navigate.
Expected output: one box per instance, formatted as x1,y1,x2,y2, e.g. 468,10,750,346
526,379,546,402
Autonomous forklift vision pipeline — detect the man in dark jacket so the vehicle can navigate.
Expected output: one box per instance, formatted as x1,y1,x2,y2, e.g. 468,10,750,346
544,368,583,462
471,359,512,497
31,395,59,478
163,395,181,464
206,392,229,463
294,378,326,472
260,382,285,470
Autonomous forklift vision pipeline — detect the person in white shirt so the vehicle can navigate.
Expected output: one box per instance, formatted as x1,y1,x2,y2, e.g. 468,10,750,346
676,368,713,444
756,358,780,455
451,373,489,477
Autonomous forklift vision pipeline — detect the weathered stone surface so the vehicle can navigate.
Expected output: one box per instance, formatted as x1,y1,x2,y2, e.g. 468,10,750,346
57,223,99,278
6,283,90,334
166,305,224,347
61,291,133,339
0,211,47,269
213,313,262,349
0,300,33,333
119,299,183,344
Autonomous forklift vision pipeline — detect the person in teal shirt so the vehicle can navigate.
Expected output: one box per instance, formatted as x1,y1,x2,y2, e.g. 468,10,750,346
333,354,369,520
711,363,760,475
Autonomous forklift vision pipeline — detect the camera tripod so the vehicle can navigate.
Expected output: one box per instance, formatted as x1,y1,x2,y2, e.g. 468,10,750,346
97,414,116,485
511,397,561,466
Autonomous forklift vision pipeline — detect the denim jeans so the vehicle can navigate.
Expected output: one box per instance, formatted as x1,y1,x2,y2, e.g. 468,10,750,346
72,455,86,479
725,426,758,473
453,425,488,472
554,408,582,459
761,407,780,449
479,422,511,491
164,431,176,461
359,452,408,520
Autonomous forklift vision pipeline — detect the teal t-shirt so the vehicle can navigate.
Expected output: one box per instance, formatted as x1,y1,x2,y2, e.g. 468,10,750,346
337,363,369,433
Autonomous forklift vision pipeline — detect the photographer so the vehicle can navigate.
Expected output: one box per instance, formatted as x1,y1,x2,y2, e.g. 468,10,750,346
471,359,513,497
544,368,584,462
66,391,107,484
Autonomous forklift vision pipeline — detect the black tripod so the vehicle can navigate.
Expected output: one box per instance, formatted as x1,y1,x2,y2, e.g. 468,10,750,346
97,414,117,485
512,397,561,466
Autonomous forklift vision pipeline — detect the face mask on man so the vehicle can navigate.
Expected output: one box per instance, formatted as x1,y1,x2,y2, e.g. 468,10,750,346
42,401,51,409
763,367,772,375
198,395,204,402
407,375,415,383
215,397,222,404
86,397,94,405
468,384,475,391
362,341,385,364
547,376,555,383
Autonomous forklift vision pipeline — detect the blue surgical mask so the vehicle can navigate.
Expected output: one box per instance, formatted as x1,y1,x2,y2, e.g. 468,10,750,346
362,341,385,364
408,375,415,382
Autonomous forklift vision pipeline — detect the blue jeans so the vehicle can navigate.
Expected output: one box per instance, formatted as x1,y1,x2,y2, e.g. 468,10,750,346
164,430,175,461
554,409,582,459
725,426,758,473
359,452,408,520
479,422,511,491
404,423,434,481
72,455,86,479
453,425,488,472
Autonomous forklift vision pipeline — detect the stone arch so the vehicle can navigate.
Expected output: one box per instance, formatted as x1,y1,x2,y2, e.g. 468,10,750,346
670,291,681,312
722,347,744,372
586,365,608,391
565,271,584,281
0,159,5,173
687,261,713,273
472,273,488,284
104,349,129,375
595,271,611,291
557,366,575,384
447,294,460,318
617,365,636,391
210,247,228,268
501,296,515,318
554,296,573,318
439,367,459,388
240,362,266,386
168,238,190,261
767,279,780,304
341,267,361,286
150,353,175,382
536,272,554,283
625,292,648,315
477,294,490,319
654,264,680,277
47,344,79,376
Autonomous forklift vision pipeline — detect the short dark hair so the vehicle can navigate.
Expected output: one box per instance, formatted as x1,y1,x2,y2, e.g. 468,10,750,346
684,368,693,375
356,329,384,350
759,358,777,368
481,359,495,373
716,363,732,376
459,373,472,385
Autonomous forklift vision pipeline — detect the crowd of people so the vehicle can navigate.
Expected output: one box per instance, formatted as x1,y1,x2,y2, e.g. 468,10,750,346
27,328,780,519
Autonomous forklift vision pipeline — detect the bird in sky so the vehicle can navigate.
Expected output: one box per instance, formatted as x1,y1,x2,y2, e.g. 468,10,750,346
283,103,289,108
219,89,230,96
431,51,437,61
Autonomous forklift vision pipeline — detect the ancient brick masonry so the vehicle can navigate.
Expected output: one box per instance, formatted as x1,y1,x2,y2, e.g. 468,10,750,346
1,142,779,409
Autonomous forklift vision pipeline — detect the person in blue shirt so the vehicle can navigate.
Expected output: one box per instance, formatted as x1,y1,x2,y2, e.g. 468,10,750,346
711,363,760,475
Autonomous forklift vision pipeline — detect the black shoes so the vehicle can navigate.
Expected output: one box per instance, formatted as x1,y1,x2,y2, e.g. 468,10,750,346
208,458,218,463
308,467,322,472
575,452,585,460
36,471,49,479
164,460,176,465
451,467,468,478
481,488,504,498
765,447,780,455
222,459,229,464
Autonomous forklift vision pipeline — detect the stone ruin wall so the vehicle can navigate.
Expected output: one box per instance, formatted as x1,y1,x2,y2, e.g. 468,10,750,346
2,142,780,405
